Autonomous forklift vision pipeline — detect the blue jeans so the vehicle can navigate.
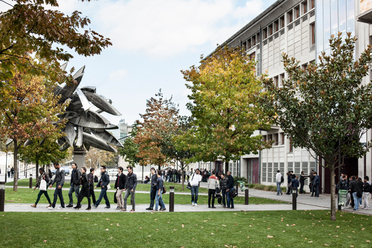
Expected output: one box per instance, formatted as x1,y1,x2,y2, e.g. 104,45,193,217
52,185,65,208
155,190,166,210
95,187,110,207
191,186,199,203
149,187,156,208
352,192,362,210
68,185,80,205
227,187,234,208
276,182,282,195
222,189,227,206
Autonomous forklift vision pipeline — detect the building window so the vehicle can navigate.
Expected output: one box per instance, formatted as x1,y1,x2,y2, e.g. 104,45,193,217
243,41,247,51
280,16,285,29
289,138,293,152
302,1,307,14
252,35,256,45
269,24,273,36
262,163,267,182
263,28,267,39
295,6,300,19
310,22,315,45
263,135,267,142
280,73,285,86
310,0,314,9
257,32,260,42
280,132,285,145
274,76,279,87
287,10,293,23
268,134,272,142
274,20,279,32
274,133,279,145
247,39,251,49
249,52,255,61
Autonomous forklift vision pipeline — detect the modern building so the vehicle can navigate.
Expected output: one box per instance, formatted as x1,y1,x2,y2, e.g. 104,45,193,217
202,0,372,193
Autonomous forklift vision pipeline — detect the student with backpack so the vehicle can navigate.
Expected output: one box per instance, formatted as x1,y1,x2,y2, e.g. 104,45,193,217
276,170,283,195
31,168,52,208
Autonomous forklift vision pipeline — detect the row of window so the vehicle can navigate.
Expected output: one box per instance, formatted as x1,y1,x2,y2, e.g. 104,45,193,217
262,161,316,183
269,61,315,87
262,133,294,153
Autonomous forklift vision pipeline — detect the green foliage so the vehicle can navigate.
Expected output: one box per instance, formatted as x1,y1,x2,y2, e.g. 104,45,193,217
260,32,372,220
180,46,272,164
118,127,141,167
233,176,247,183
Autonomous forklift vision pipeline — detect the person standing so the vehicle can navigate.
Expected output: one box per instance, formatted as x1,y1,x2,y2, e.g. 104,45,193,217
31,168,52,208
299,171,307,194
275,170,283,196
350,176,363,211
48,162,65,209
146,168,157,210
94,166,110,209
220,174,228,207
226,171,235,209
207,171,219,208
291,175,299,197
309,170,315,194
115,167,127,210
123,166,137,212
67,162,80,208
154,170,166,211
7,166,11,178
189,169,202,206
312,171,320,197
88,168,96,205
363,176,371,210
74,167,91,210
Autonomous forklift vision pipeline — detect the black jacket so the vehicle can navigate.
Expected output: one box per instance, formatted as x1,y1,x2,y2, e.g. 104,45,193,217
88,173,94,187
125,173,137,190
71,168,81,186
350,180,363,196
363,182,371,192
151,174,157,188
227,175,234,189
115,173,126,189
80,172,89,189
220,178,228,190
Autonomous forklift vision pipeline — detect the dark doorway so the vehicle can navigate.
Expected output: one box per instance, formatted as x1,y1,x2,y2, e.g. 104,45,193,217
323,157,358,193
246,158,259,184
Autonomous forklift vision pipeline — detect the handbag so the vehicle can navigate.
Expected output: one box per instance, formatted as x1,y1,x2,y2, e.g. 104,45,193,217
187,182,192,190
162,186,166,194
40,179,47,191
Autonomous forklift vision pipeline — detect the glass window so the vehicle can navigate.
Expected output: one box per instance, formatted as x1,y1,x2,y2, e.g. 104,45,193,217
302,1,308,14
316,0,324,55
323,0,331,52
346,0,355,35
274,133,279,145
268,163,273,182
252,36,256,45
280,16,285,28
289,138,293,152
269,24,273,35
263,28,267,39
280,132,285,145
274,76,279,87
295,162,301,175
280,163,285,173
248,39,251,49
339,0,346,37
331,0,338,36
311,0,315,9
288,10,293,23
288,162,293,172
274,20,279,32
262,163,267,182
295,6,300,18
310,23,315,45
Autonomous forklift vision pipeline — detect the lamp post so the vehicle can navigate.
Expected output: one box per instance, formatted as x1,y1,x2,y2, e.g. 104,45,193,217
169,186,174,212
0,181,5,212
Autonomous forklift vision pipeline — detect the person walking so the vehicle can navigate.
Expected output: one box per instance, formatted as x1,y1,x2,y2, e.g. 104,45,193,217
220,174,228,207
275,170,283,195
67,162,80,208
350,176,363,211
123,166,137,212
48,162,65,209
154,170,166,211
362,176,371,210
94,166,110,209
146,168,157,210
207,171,219,208
299,171,307,194
88,168,96,205
226,171,235,209
115,167,126,210
190,169,202,206
31,168,52,208
74,167,91,210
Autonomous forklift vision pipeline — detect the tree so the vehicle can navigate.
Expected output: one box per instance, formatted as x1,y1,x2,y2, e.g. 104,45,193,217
133,90,179,170
180,46,272,172
260,33,372,221
85,148,116,168
0,60,68,191
118,127,141,167
0,0,111,108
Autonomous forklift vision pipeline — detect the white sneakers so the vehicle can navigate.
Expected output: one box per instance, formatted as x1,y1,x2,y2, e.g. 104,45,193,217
192,202,195,206
195,203,198,206
47,206,54,210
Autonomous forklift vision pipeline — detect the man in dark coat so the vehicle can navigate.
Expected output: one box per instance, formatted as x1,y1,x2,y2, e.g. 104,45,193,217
350,176,363,211
94,166,110,209
146,168,157,210
312,171,320,197
67,162,81,207
226,171,235,209
123,166,137,211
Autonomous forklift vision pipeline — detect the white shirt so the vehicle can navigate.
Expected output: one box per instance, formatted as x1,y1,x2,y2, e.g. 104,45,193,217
276,172,282,183
190,173,202,186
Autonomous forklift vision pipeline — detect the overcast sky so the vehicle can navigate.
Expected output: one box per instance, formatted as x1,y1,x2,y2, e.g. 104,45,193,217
2,0,275,126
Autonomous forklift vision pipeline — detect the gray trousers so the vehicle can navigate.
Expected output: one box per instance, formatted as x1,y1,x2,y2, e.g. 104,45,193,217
68,185,80,205
124,189,135,210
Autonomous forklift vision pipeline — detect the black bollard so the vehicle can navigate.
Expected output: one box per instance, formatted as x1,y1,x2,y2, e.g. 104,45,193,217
0,181,5,212
292,189,297,210
169,186,174,212
235,182,239,192
29,174,32,189
245,185,249,205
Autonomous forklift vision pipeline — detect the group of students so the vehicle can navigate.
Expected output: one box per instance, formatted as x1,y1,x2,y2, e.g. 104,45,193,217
338,174,371,211
275,170,320,197
31,162,138,211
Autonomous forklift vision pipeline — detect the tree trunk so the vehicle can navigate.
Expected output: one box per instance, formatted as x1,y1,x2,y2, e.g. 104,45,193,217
225,161,229,174
330,165,336,221
181,161,185,190
13,140,18,191
36,160,39,181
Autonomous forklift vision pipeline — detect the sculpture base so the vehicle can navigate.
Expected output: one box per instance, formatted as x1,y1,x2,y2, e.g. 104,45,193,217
73,149,87,168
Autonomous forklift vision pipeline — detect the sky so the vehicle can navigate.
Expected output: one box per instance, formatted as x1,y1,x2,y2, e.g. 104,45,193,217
1,0,275,126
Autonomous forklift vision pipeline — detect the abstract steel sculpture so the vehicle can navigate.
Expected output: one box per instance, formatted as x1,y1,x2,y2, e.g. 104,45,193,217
54,64,123,166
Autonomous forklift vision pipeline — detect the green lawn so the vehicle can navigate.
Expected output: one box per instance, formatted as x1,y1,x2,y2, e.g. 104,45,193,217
5,188,287,205
0,210,371,247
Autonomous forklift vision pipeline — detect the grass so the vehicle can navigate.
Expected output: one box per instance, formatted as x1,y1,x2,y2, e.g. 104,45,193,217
5,188,287,205
0,210,371,247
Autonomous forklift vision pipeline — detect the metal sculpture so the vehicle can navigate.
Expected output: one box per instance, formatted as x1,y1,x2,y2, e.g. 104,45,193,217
54,64,123,166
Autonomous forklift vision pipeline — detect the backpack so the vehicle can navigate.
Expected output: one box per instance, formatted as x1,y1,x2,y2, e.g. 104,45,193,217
281,175,284,183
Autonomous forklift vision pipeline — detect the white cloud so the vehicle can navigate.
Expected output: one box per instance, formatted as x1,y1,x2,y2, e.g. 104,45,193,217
94,0,265,57
108,69,127,81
